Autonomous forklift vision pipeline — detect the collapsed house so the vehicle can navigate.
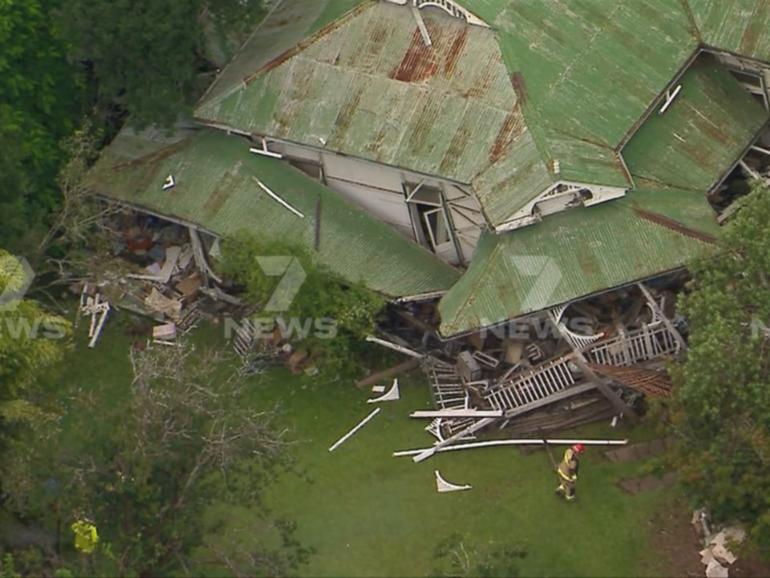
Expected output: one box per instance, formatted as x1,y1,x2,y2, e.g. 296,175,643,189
86,0,770,445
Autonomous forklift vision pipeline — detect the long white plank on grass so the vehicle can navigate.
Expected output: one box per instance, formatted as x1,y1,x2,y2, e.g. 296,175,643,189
328,408,381,452
394,438,628,457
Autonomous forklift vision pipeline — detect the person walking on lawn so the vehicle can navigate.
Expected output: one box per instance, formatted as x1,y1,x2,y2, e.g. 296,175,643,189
556,443,585,501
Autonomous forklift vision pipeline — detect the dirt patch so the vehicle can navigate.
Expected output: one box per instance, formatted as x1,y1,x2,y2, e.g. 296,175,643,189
645,497,705,577
604,438,671,463
619,472,676,494
731,555,770,577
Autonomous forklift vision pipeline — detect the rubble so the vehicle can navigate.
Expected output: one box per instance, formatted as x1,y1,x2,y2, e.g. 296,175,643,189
693,512,746,578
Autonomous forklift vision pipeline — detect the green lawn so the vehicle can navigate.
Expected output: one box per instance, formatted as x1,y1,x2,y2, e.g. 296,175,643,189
55,316,677,577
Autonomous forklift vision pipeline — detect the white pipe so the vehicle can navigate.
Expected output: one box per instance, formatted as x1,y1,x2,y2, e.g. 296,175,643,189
329,408,381,452
394,438,628,457
410,410,503,419
252,177,305,218
365,335,424,359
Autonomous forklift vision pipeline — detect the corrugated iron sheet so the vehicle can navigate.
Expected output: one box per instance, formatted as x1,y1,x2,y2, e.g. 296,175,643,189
200,0,371,105
438,187,721,336
457,0,702,188
87,129,460,298
197,1,535,225
623,56,769,192
689,0,770,62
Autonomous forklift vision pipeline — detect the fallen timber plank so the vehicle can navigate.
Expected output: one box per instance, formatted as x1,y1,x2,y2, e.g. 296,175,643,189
365,335,423,359
394,438,628,457
412,382,600,463
410,410,504,419
412,417,498,463
355,358,420,390
548,312,639,421
328,408,381,452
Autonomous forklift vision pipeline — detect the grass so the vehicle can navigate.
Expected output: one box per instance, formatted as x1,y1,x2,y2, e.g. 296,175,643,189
52,314,678,577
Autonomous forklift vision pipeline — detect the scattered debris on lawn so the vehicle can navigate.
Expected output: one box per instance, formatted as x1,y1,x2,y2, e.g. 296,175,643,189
79,284,111,349
435,470,472,493
366,379,400,403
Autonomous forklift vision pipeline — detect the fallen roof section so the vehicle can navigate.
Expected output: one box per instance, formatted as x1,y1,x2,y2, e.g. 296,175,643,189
86,128,461,299
437,187,720,337
622,56,769,192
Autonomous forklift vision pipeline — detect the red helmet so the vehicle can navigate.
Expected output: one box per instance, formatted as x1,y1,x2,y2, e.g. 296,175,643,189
572,443,586,454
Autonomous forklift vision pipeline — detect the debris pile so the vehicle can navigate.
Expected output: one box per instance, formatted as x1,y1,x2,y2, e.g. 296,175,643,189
367,277,688,451
691,510,746,578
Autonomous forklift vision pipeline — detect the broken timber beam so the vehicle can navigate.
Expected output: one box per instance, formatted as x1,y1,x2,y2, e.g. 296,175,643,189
412,417,498,463
365,335,423,359
410,409,503,419
355,358,421,390
394,438,628,457
636,282,688,352
548,312,639,421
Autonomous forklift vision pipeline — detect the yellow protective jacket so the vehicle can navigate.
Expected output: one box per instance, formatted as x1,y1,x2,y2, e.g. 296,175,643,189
71,520,99,554
557,448,580,482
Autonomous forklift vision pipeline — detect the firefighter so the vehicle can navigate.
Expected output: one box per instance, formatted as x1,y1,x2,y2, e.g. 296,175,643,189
555,443,585,501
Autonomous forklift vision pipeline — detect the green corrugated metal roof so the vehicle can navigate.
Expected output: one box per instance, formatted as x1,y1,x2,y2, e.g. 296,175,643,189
87,128,460,298
689,0,770,63
197,0,770,230
200,0,371,105
623,56,768,192
197,2,524,195
438,187,720,336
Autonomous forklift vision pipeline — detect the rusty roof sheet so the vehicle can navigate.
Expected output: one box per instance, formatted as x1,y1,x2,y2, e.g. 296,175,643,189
196,1,556,226
622,55,769,193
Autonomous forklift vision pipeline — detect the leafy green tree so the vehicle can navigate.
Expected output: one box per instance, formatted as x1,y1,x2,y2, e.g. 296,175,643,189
3,342,303,576
669,183,770,552
60,0,265,128
0,251,71,441
220,233,386,375
0,0,83,247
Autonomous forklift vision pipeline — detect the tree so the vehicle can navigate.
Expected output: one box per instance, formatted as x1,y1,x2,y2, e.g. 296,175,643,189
3,341,303,576
0,0,83,248
669,183,770,552
0,251,71,444
60,0,266,129
220,233,386,376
